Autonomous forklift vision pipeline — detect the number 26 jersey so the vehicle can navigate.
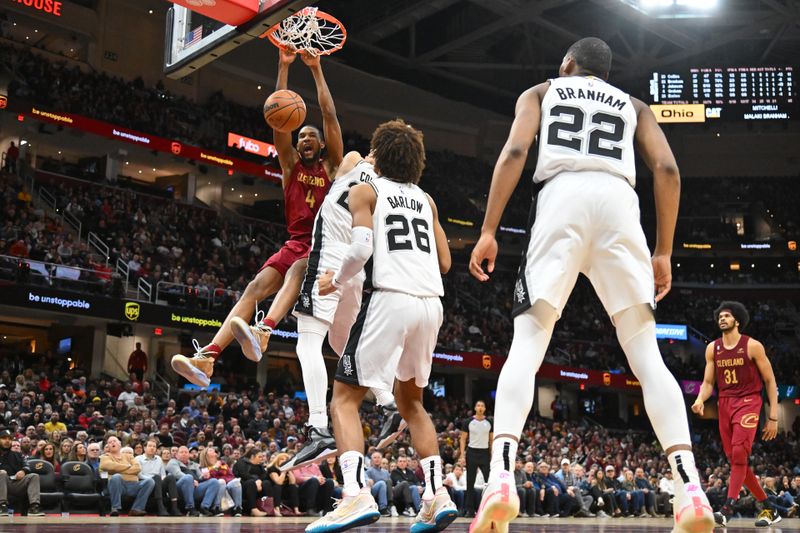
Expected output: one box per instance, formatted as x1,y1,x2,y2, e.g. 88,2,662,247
369,177,443,298
534,76,638,187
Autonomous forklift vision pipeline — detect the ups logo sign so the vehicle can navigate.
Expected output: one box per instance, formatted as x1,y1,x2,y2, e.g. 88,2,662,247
125,302,140,321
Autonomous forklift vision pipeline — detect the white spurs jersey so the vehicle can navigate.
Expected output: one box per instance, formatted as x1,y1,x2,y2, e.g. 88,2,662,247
534,76,638,186
369,177,443,297
317,159,377,248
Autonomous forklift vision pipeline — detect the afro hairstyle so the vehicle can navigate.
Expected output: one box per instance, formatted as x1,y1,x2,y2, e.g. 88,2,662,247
713,301,750,331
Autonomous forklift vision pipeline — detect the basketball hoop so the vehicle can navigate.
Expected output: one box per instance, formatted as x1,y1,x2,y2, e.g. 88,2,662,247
265,7,346,56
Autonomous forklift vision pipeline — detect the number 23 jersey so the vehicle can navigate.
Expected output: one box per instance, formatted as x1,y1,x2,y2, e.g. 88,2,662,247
370,177,443,298
534,76,638,187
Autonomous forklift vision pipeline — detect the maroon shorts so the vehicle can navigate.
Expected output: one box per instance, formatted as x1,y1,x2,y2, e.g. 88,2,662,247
718,394,762,460
260,239,310,277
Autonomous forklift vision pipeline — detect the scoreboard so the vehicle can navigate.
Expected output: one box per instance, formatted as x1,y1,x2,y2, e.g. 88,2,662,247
648,67,795,122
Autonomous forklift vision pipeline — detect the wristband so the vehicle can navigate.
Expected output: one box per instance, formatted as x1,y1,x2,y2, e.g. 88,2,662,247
332,276,342,289
768,417,777,422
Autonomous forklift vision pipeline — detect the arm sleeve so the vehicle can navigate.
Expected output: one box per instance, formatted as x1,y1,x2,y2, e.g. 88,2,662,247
333,227,373,287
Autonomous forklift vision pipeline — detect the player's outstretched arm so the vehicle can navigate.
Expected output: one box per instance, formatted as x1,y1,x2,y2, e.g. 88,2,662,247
632,98,680,301
469,83,546,282
334,151,363,180
692,342,716,416
300,53,344,169
750,339,779,440
319,183,376,295
426,194,451,274
274,48,299,178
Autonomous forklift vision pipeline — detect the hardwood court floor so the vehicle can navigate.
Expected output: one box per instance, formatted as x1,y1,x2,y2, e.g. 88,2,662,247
2,516,798,532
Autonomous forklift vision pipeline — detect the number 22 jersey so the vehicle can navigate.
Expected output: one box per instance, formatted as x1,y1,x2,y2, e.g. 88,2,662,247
369,177,443,298
534,76,638,187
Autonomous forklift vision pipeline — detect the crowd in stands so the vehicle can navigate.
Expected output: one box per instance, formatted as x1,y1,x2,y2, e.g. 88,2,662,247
2,167,799,386
0,352,798,519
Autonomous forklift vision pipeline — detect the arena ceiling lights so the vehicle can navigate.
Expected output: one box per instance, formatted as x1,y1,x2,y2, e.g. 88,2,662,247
619,0,719,18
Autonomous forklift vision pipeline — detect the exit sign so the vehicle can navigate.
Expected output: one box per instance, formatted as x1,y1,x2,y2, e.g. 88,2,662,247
12,0,63,17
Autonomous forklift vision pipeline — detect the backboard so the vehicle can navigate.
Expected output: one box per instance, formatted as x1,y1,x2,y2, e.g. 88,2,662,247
163,0,312,79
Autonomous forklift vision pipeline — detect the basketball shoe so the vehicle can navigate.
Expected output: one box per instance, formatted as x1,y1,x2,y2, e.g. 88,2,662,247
410,487,458,533
280,425,337,472
754,507,781,527
171,340,215,387
376,403,408,450
672,482,714,533
305,487,380,533
469,470,519,533
230,305,271,362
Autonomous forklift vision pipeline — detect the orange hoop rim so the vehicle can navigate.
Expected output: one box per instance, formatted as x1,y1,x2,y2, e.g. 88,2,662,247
265,7,347,56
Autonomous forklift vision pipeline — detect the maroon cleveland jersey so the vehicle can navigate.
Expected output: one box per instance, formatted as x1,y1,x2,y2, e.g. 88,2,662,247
713,334,763,398
284,160,331,243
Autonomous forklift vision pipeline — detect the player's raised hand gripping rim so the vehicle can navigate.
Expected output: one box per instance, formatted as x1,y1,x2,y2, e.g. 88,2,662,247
652,254,672,302
469,232,498,282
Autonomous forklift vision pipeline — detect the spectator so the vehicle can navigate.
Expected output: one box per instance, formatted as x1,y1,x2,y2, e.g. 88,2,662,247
658,470,675,517
590,467,618,517
44,413,66,435
99,436,154,516
200,446,242,517
365,451,394,517
40,442,58,471
621,469,646,517
118,384,139,409
165,445,223,517
764,476,798,518
136,438,180,516
267,453,301,516
127,343,148,381
443,462,467,516
67,441,88,463
86,441,102,476
319,456,343,500
514,459,536,518
0,428,44,516
555,459,593,517
4,141,18,174
155,424,173,448
391,455,422,516
634,467,659,517
232,447,273,517
293,461,334,516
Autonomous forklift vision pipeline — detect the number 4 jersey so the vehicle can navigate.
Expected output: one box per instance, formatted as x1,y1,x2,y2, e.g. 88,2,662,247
370,177,444,298
534,76,637,186
285,160,332,243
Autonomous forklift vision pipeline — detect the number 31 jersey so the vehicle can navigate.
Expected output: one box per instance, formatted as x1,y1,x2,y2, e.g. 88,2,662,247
534,76,638,187
370,177,443,298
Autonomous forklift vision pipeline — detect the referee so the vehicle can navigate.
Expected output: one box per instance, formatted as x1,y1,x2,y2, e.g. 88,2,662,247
460,399,492,517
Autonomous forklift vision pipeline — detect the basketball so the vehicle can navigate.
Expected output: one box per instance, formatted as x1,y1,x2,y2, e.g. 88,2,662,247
263,89,306,133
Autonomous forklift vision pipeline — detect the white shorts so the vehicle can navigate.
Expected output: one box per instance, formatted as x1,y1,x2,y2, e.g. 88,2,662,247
336,291,443,390
513,171,655,320
294,243,364,356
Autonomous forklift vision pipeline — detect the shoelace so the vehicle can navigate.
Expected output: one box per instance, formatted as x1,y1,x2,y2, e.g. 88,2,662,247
253,303,271,333
191,339,214,358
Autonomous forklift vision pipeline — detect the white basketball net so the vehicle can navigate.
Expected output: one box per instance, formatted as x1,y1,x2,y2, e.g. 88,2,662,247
270,7,345,55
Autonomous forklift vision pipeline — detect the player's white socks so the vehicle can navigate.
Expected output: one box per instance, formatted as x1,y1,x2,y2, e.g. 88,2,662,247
296,319,329,429
668,450,701,487
372,387,395,409
421,455,443,500
614,304,691,450
490,301,557,483
340,450,365,497
490,437,518,478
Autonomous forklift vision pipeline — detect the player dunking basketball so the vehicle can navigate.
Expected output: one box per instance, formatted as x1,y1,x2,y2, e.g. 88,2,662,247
468,38,714,533
692,301,780,527
171,47,342,387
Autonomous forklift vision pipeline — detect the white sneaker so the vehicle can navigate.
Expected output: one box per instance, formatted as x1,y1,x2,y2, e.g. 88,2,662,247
469,471,519,533
390,505,399,517
672,482,714,533
410,488,458,533
305,488,380,533
170,340,215,387
230,306,271,362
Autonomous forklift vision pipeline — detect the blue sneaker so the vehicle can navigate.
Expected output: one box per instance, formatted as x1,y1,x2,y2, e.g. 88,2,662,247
410,488,458,533
305,488,380,533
